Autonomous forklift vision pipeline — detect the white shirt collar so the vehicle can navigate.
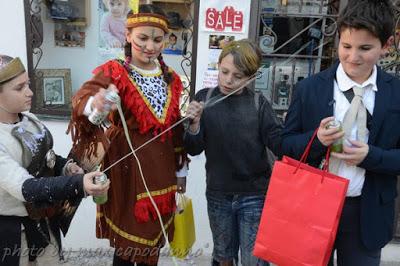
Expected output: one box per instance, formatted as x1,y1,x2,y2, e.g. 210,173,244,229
336,63,378,92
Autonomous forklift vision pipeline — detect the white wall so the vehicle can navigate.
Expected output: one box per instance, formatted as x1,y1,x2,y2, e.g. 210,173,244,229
0,0,212,255
0,0,27,65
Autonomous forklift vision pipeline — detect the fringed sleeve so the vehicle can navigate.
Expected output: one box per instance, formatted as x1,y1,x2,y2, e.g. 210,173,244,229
67,64,117,170
173,123,189,171
170,71,190,171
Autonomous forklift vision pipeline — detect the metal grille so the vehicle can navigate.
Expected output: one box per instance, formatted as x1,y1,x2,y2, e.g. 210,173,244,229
378,3,400,78
256,0,341,119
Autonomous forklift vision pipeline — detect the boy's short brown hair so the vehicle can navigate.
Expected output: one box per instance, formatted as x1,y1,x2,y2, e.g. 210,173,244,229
218,39,262,77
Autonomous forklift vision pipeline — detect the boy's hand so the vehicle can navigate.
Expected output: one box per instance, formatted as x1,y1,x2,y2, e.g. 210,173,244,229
331,139,369,166
186,100,204,133
317,116,345,146
83,172,110,196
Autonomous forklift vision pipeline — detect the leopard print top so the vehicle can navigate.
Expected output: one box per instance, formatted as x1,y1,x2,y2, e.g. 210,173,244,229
128,64,168,119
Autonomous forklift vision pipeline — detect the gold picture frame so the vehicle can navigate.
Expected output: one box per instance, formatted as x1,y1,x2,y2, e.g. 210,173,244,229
34,68,72,117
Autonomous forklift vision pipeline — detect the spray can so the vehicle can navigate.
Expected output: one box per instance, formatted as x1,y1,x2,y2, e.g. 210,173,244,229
93,173,108,205
88,90,120,125
327,120,343,153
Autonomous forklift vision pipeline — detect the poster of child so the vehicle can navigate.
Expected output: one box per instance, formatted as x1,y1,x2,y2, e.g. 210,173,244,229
163,31,184,55
100,0,129,48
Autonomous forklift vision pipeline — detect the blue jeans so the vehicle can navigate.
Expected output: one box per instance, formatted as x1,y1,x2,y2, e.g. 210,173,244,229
206,192,269,266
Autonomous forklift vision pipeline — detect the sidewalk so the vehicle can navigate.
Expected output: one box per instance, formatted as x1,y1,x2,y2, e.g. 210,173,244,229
381,242,400,266
63,242,400,265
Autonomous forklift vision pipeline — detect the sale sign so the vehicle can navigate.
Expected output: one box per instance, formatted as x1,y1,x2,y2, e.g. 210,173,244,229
205,6,243,32
199,0,250,33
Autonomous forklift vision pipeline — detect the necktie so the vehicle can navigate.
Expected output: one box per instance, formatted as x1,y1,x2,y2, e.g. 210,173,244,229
342,86,367,141
329,86,367,174
343,89,372,130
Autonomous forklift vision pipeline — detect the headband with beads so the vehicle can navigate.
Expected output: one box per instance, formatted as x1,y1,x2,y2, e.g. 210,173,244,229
126,0,169,33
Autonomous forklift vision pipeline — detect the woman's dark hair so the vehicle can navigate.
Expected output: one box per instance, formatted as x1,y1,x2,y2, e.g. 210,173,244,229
337,0,394,45
124,4,172,83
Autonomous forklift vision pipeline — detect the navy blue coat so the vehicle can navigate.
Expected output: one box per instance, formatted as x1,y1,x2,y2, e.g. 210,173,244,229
282,62,400,251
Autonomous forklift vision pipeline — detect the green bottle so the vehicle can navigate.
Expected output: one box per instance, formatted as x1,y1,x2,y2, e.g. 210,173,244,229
93,173,108,205
327,120,343,153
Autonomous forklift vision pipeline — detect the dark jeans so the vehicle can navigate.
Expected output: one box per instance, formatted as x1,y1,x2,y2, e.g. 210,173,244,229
206,192,269,266
328,197,381,266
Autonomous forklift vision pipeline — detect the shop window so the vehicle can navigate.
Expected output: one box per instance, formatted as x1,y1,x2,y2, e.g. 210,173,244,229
24,0,196,119
254,0,339,119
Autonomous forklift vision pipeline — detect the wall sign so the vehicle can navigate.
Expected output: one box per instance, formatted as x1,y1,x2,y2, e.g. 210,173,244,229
196,0,251,92
205,7,243,32
199,0,250,33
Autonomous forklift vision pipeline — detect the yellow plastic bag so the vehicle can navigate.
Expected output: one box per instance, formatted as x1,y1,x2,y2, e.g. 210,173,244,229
170,194,196,258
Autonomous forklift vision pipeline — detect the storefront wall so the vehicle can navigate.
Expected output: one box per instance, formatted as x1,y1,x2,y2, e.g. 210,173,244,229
3,0,214,253
1,0,399,254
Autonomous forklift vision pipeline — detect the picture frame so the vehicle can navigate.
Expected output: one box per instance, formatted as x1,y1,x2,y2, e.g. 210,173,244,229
34,69,72,117
163,30,185,55
54,23,86,47
46,0,90,26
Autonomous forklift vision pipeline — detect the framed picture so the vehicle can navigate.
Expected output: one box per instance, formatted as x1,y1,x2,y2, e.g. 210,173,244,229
163,30,185,55
47,0,90,26
54,23,86,47
34,69,72,116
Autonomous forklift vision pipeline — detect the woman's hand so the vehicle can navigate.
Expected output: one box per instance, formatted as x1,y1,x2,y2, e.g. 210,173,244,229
83,172,110,196
91,84,119,112
65,161,84,176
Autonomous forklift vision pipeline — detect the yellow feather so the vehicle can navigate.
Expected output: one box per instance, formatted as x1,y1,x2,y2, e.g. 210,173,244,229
129,0,139,14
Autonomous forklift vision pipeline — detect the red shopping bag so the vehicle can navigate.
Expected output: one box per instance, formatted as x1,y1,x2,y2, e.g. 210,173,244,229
254,130,349,266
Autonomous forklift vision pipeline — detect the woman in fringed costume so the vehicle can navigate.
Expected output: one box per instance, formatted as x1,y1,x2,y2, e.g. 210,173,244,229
68,4,188,266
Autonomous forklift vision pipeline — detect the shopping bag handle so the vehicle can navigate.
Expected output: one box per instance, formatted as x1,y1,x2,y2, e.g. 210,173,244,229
299,128,318,163
176,193,187,214
297,128,331,172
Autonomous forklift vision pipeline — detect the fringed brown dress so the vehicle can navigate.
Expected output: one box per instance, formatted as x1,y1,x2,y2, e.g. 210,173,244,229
68,59,188,264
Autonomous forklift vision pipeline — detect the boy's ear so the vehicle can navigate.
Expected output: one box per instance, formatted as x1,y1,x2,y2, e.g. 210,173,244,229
380,36,394,58
382,36,394,50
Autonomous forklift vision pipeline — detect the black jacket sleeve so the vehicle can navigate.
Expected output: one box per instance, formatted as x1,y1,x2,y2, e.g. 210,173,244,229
21,174,85,205
259,95,283,158
54,155,68,176
281,81,327,165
